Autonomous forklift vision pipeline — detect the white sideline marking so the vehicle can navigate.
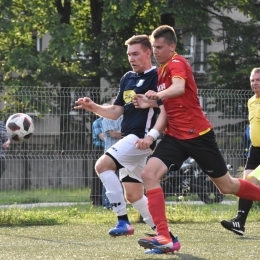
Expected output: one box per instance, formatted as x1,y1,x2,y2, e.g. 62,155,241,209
0,200,237,209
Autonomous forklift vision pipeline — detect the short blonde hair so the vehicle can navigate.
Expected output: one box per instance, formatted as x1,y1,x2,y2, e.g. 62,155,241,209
251,68,260,75
125,35,152,52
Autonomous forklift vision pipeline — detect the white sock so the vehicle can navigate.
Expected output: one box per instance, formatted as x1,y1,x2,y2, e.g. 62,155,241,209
99,170,127,216
131,195,155,228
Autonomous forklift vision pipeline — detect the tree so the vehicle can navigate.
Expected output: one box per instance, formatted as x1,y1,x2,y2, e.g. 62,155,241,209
0,0,88,152
1,0,260,90
206,0,260,89
100,0,214,86
1,0,259,109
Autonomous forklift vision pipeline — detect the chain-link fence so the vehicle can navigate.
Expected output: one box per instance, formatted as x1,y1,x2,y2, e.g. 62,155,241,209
0,87,253,206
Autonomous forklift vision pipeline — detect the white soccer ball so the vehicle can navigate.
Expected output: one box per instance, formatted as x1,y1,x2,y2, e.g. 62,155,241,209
6,113,35,142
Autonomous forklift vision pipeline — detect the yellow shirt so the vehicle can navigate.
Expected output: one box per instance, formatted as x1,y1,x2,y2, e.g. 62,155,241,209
248,95,260,147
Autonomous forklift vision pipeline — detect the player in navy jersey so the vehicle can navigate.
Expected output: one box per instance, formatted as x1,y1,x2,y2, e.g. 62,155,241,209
75,35,177,245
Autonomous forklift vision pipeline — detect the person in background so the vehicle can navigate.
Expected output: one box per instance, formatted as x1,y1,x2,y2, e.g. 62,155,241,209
221,68,260,236
0,121,10,179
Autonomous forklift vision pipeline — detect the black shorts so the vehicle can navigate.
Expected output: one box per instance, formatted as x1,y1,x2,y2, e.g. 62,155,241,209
150,130,227,178
245,146,260,170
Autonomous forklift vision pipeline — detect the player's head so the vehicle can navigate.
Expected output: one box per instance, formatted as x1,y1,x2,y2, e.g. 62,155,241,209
125,35,152,74
151,25,177,45
150,25,177,65
250,68,260,96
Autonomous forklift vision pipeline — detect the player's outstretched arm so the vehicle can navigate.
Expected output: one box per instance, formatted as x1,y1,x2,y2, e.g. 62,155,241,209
74,97,123,120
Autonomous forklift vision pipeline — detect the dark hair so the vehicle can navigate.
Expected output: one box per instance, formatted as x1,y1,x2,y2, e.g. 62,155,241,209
251,68,260,75
125,35,152,51
151,25,177,45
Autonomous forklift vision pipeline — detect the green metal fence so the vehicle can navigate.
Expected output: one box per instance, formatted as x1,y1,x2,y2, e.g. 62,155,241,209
0,87,253,206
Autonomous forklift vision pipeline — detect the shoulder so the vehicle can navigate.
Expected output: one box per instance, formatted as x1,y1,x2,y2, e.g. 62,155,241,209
122,71,136,80
146,68,158,79
170,54,188,66
119,71,136,86
248,95,256,104
142,68,158,81
93,118,102,127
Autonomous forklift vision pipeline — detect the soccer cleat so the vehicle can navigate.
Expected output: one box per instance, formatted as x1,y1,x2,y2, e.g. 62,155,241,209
144,236,181,254
220,218,245,236
108,220,134,237
138,234,174,252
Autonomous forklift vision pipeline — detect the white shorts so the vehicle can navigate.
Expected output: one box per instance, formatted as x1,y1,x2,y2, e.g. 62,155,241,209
106,134,152,183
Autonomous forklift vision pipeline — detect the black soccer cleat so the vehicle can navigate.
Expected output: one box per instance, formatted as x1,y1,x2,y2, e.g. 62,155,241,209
220,218,245,236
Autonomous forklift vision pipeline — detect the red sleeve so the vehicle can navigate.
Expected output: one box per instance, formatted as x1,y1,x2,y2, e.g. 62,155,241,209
169,58,187,81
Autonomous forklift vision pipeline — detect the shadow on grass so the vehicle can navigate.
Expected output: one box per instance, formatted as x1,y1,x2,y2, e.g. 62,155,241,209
136,254,207,260
237,236,260,241
1,231,89,246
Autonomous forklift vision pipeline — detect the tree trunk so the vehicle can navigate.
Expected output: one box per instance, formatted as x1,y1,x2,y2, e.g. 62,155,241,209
55,0,71,153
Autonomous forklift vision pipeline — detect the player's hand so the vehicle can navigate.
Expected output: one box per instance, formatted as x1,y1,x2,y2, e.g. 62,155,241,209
135,136,154,150
74,97,96,112
2,139,10,148
133,94,155,109
145,90,160,100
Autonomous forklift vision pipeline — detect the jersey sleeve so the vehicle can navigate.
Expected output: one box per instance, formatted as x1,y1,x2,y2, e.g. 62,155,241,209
170,58,187,81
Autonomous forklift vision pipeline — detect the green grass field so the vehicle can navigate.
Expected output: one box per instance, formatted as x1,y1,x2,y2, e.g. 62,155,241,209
0,188,237,205
1,189,260,259
1,222,260,259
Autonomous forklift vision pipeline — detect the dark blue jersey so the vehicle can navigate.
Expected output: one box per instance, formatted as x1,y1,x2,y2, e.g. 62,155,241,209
114,67,160,138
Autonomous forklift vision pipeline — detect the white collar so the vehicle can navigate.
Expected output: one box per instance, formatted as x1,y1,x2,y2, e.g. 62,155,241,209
144,66,156,74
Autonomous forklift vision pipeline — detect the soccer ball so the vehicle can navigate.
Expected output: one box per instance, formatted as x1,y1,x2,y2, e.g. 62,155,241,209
6,113,35,142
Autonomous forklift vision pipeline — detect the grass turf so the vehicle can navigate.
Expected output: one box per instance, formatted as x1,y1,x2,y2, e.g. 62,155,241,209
1,222,260,259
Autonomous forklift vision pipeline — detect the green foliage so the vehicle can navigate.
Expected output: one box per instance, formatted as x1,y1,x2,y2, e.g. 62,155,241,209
208,18,260,89
0,187,260,227
1,0,259,93
0,207,62,225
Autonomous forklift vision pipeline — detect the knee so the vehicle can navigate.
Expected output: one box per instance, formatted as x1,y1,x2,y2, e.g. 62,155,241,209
141,168,151,182
124,185,143,204
141,168,161,183
95,156,109,174
125,192,141,204
95,160,103,175
95,155,116,174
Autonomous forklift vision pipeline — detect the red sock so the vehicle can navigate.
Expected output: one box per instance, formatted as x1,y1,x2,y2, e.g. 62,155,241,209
236,179,260,200
146,188,171,239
